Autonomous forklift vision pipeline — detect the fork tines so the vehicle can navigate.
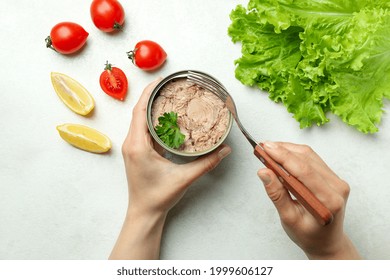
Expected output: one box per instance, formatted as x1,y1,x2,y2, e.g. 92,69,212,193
187,71,228,101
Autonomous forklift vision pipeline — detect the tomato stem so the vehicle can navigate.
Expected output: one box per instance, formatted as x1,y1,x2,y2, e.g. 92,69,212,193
126,50,136,64
104,61,112,71
113,22,123,31
45,36,57,52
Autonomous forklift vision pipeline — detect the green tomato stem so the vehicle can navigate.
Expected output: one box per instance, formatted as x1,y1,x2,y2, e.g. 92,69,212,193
113,22,123,31
104,61,112,71
126,50,135,64
45,36,57,52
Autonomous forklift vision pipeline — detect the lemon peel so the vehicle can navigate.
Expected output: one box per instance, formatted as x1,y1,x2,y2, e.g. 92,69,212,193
56,123,111,154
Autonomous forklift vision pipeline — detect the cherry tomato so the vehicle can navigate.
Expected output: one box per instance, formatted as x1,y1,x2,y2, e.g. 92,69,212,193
45,22,88,54
99,62,128,101
127,40,167,71
90,0,125,32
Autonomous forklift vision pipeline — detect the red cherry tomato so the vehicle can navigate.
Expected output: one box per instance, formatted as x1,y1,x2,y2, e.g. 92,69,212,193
90,0,125,32
127,40,167,71
45,22,88,54
99,62,128,101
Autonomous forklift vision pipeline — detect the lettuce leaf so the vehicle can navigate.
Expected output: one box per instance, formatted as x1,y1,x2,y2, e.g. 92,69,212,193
228,0,390,133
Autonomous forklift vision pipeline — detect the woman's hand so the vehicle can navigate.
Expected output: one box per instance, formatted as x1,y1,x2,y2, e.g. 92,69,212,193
258,142,361,260
109,79,231,259
122,79,231,217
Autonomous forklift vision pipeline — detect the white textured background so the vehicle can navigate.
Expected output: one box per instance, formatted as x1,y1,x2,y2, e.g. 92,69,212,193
0,0,389,260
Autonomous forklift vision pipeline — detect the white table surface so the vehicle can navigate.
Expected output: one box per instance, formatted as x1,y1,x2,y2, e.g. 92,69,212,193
1,0,389,260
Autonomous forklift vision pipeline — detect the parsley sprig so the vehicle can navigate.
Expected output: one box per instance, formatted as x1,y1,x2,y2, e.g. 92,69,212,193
155,112,185,149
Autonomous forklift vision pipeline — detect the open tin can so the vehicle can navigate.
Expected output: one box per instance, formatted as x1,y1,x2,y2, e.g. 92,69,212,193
146,70,233,157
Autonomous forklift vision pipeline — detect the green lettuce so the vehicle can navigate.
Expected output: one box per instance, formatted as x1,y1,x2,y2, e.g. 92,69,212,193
228,0,390,133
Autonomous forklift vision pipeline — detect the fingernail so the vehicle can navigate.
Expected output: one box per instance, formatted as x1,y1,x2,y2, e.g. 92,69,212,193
264,141,277,149
258,172,272,185
218,146,231,159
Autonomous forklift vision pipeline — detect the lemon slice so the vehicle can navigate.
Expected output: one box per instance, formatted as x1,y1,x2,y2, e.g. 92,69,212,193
56,123,111,153
51,72,95,116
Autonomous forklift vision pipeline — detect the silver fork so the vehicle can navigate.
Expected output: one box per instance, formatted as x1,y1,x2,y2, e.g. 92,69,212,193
187,70,333,226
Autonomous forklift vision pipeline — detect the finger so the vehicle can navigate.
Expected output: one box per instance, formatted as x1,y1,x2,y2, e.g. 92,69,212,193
130,78,162,135
271,142,340,179
257,168,301,225
124,78,162,150
134,78,163,111
179,144,232,186
262,141,335,199
265,141,344,195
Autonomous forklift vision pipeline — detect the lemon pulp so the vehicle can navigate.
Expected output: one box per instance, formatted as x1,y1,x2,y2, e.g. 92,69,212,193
51,72,94,116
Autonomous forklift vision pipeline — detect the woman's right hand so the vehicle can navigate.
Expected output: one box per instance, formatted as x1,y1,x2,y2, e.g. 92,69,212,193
257,142,361,260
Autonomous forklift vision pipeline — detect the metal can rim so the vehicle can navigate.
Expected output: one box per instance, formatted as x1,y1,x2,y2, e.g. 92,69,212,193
146,70,233,157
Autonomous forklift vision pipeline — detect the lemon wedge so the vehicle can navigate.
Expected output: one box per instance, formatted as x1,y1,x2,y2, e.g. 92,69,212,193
56,123,111,153
51,72,95,116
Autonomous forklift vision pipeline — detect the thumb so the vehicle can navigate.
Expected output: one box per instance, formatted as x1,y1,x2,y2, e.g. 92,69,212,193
180,144,231,185
258,168,298,224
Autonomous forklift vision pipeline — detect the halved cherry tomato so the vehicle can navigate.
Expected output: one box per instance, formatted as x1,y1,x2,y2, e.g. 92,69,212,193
127,40,167,71
99,62,128,101
90,0,125,32
45,22,88,54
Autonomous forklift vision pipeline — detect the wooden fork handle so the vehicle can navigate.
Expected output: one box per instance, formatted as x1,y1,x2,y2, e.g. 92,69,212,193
254,144,334,226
